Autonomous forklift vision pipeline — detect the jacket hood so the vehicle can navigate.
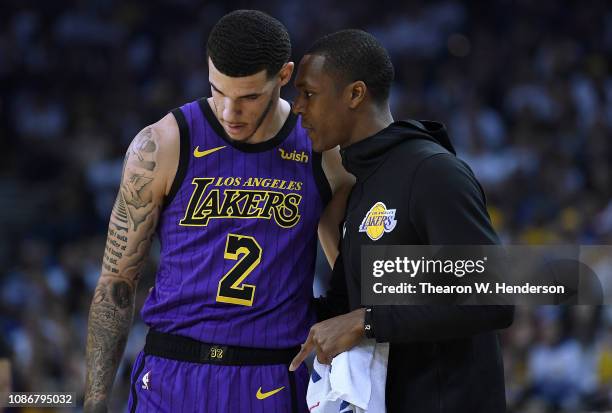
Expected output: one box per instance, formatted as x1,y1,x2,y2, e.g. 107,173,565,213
340,120,454,179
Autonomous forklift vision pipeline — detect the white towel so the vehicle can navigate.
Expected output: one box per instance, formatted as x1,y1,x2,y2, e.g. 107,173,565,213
306,340,389,413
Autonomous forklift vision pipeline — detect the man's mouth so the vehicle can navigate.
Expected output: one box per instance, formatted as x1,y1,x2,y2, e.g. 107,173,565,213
225,122,247,134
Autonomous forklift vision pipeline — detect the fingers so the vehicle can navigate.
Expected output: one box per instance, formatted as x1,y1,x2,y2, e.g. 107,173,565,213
315,344,332,365
289,330,315,371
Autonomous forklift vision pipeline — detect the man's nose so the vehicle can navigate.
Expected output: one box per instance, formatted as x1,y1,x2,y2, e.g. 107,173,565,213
223,98,241,118
293,95,304,115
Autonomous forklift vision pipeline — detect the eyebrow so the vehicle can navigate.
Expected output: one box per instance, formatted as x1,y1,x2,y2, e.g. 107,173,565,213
210,81,262,99
295,77,319,90
294,79,308,88
295,82,315,92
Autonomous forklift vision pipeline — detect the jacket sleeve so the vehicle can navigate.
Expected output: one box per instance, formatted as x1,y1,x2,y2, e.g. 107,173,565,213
313,252,350,321
368,153,514,342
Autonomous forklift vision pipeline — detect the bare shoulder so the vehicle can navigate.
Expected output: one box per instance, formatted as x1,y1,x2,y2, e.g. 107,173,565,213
127,113,180,197
153,111,180,143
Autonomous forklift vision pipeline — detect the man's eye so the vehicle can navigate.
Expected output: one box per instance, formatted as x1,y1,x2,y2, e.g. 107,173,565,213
304,91,313,98
245,95,259,101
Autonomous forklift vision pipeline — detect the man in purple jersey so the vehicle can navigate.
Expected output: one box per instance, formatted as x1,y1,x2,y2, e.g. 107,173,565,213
84,10,352,413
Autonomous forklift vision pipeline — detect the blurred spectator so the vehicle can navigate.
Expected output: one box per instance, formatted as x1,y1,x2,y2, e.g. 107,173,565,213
526,319,583,410
0,336,11,412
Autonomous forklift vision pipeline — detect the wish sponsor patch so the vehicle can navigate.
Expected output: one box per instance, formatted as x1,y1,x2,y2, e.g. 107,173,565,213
359,202,397,241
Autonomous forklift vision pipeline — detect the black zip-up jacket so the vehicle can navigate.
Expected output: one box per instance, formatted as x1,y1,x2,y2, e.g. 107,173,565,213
315,120,514,413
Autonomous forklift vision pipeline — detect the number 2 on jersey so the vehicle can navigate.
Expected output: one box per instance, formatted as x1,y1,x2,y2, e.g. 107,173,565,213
216,233,262,306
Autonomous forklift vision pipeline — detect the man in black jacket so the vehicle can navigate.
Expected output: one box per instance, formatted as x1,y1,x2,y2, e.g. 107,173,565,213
289,29,514,412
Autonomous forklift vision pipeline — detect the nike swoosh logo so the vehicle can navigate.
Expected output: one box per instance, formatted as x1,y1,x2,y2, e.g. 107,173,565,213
193,145,226,158
256,386,285,400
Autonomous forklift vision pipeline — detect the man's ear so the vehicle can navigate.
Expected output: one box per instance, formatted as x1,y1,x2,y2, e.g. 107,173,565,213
346,81,367,109
278,62,295,86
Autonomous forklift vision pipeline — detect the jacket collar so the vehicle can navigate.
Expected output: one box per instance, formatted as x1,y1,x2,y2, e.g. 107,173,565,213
340,120,454,180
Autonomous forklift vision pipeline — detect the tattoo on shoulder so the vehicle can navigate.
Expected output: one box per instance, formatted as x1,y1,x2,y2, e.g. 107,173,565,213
102,126,162,280
123,127,159,231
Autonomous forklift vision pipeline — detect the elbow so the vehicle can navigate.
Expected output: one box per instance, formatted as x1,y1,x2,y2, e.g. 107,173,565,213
330,180,354,199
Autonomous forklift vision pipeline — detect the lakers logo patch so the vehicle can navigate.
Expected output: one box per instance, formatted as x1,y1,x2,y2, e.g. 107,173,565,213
359,202,397,241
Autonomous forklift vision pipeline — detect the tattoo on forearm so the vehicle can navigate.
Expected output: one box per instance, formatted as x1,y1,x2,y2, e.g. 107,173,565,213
85,279,133,411
85,126,162,411
111,281,132,309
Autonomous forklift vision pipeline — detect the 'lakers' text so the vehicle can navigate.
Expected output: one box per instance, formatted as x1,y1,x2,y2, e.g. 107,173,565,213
180,177,302,228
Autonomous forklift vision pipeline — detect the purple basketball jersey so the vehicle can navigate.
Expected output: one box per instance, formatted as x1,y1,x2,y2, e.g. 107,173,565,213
140,99,327,349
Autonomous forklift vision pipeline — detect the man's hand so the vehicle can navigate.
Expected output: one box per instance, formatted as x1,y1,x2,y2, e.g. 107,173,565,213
289,308,366,371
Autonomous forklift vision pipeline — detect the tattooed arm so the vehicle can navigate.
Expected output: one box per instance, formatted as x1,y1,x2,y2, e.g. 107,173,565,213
84,114,179,412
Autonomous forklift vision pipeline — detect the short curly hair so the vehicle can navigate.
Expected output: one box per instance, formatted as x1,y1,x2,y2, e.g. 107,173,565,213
307,29,394,103
207,10,291,79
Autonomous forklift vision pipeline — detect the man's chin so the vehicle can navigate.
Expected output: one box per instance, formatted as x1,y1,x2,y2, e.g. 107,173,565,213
225,128,252,142
310,138,326,153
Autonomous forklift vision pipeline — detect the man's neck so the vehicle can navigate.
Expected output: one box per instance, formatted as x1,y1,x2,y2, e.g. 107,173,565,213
343,104,394,148
248,98,290,144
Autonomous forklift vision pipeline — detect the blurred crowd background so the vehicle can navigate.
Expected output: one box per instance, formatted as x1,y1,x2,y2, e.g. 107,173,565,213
1,0,611,411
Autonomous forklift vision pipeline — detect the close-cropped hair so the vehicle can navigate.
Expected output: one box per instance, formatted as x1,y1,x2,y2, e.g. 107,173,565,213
207,9,291,78
307,29,394,102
